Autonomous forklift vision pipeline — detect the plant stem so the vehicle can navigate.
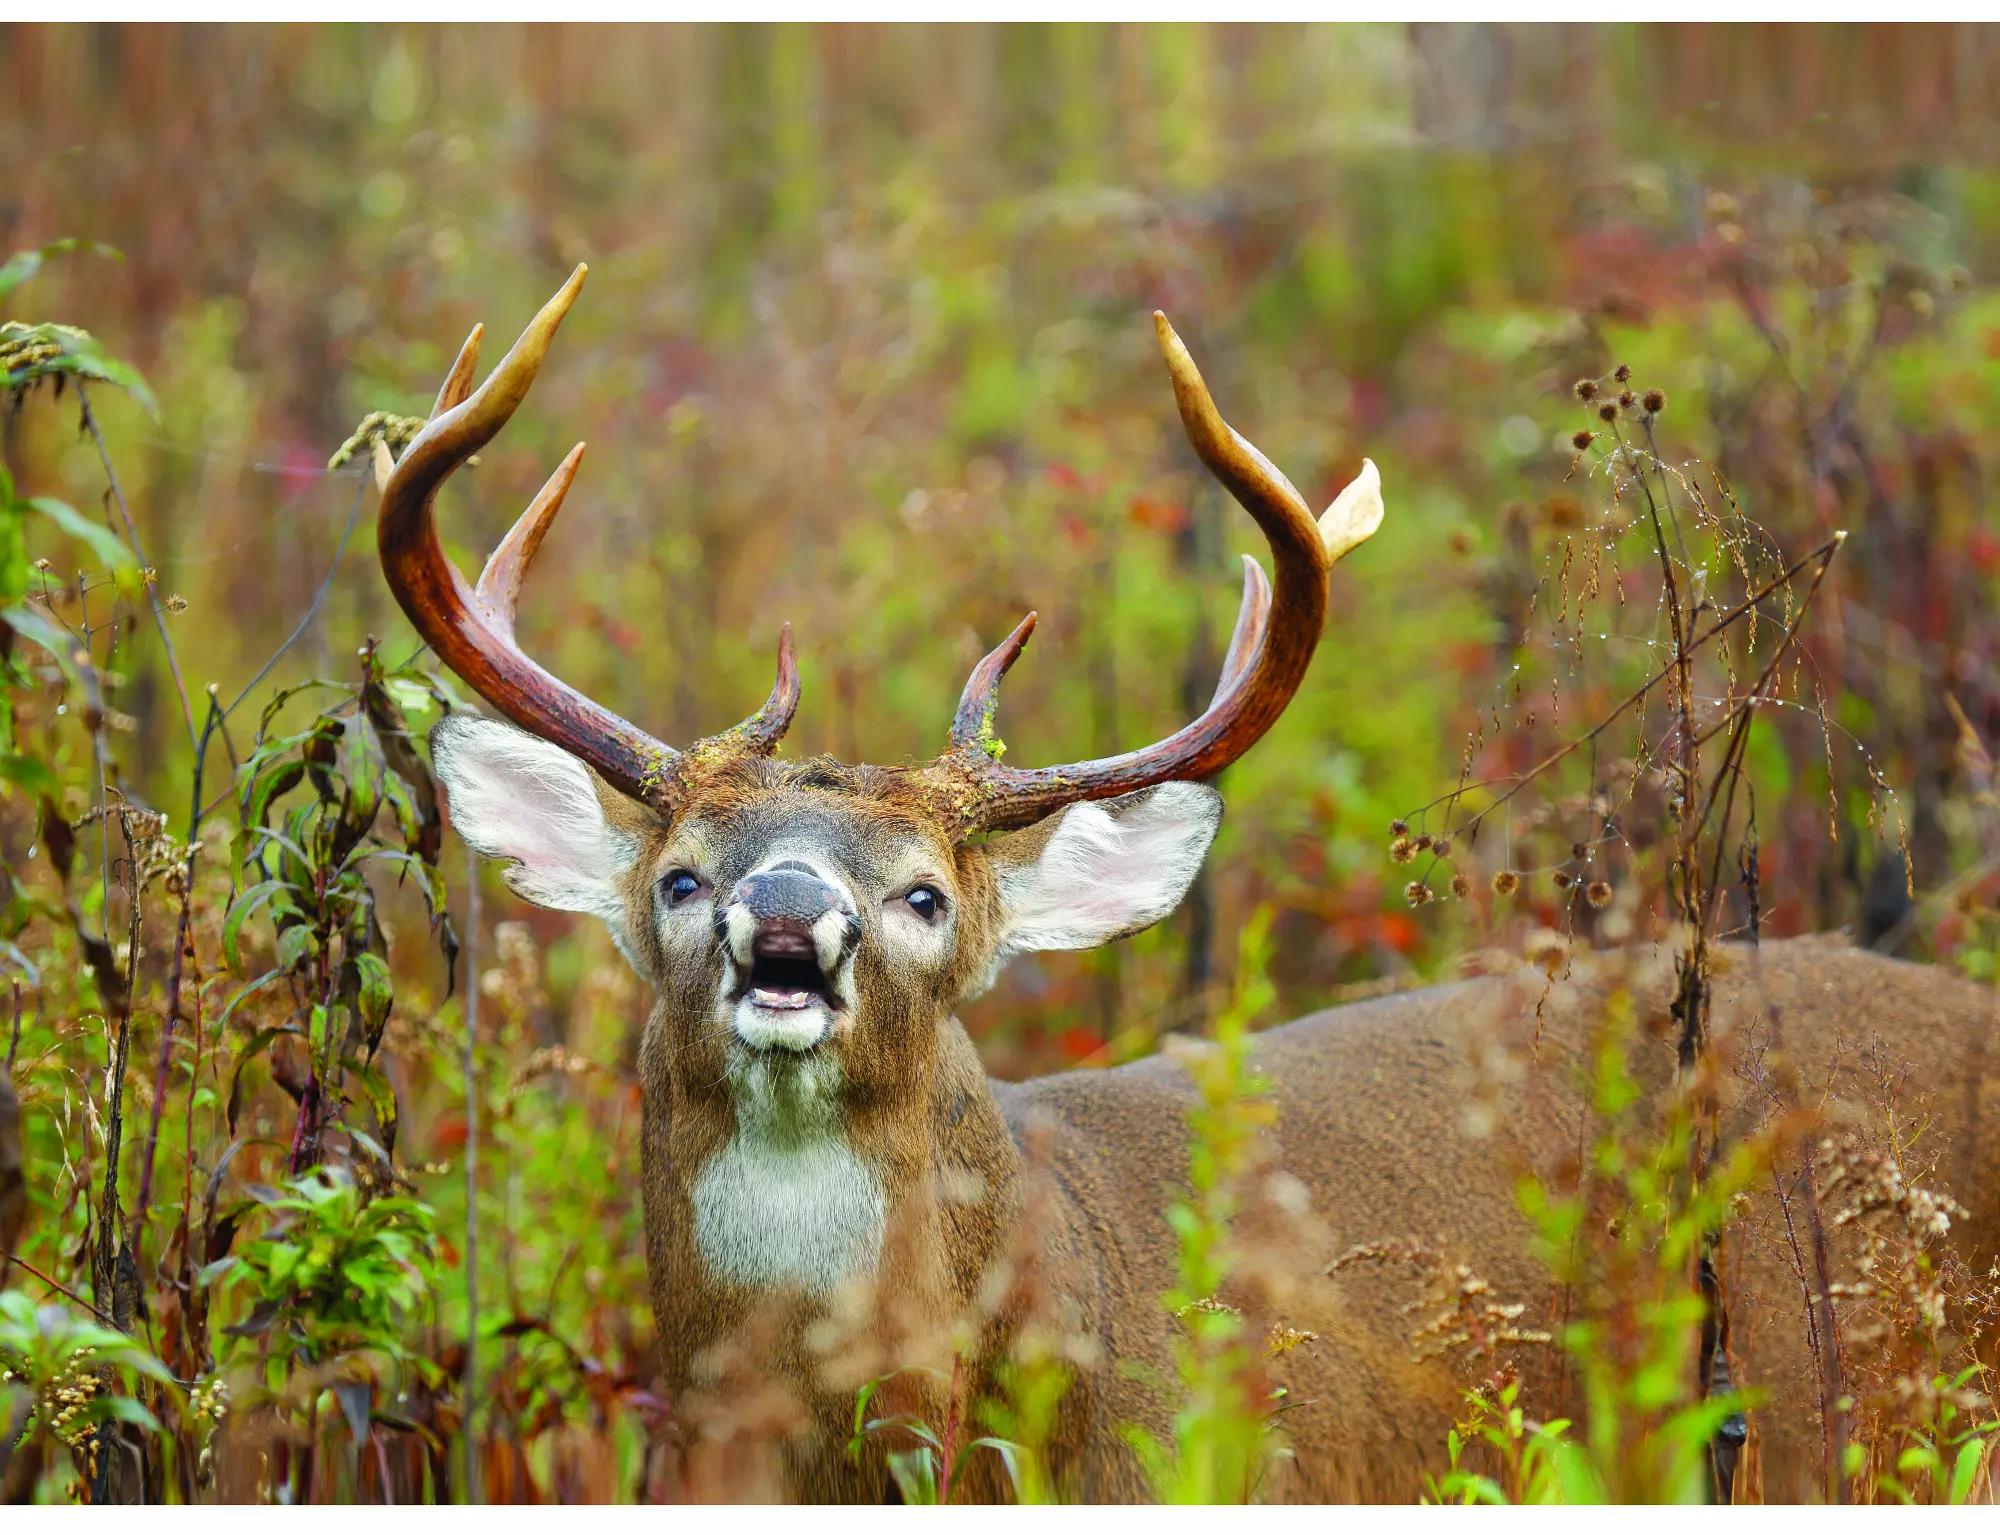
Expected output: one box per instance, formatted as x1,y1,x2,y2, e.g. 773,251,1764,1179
462,845,482,1503
76,381,198,754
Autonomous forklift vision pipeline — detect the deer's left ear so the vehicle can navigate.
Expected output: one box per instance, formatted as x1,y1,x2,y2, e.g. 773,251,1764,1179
990,782,1222,958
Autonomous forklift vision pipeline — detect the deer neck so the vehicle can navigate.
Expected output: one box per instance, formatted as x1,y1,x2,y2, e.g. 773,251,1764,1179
655,1011,1022,1312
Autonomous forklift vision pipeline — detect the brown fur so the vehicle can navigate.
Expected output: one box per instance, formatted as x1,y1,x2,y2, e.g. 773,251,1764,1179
579,762,1999,1502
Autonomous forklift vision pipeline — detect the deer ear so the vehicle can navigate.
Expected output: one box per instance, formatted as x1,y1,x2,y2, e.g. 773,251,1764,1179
430,714,638,925
990,782,1222,957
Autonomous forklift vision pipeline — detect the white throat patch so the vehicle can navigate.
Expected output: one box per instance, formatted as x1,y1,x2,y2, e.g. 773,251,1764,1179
691,1052,885,1294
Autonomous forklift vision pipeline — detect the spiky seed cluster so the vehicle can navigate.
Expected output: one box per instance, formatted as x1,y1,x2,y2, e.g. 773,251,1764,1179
1572,429,1596,450
1266,1325,1319,1359
1573,378,1599,402
1642,388,1666,415
1406,881,1433,907
1552,870,1574,889
1597,401,1618,423
37,1348,106,1481
1822,1137,1965,1242
1450,872,1472,900
1613,363,1631,384
1176,1295,1241,1321
510,1044,595,1088
1491,869,1519,895
1586,879,1613,908
1389,818,1409,837
327,410,429,472
190,1376,230,1426
1389,836,1415,864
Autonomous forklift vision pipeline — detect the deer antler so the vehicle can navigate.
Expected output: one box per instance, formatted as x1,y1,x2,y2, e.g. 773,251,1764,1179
927,312,1382,834
376,266,798,811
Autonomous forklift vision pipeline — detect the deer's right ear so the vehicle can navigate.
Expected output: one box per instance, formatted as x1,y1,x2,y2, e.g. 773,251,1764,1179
430,714,637,925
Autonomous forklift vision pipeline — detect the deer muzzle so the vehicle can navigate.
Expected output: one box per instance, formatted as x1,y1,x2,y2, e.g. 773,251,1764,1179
720,864,860,1051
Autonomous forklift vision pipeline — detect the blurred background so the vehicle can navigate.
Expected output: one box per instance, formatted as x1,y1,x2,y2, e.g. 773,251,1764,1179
4,23,2000,1495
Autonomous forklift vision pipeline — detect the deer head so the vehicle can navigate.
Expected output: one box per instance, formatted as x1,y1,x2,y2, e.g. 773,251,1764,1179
378,269,1381,1290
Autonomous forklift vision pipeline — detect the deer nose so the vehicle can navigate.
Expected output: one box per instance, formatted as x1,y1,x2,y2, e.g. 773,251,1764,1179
721,865,861,973
735,866,843,926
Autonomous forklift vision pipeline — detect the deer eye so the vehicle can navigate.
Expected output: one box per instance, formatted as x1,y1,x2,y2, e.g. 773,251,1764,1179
661,869,704,907
902,885,944,922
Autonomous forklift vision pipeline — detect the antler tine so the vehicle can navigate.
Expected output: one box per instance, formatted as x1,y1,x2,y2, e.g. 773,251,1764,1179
473,441,585,645
433,323,484,416
1152,311,1316,534
1210,554,1272,708
949,611,1037,753
379,265,688,808
726,624,802,757
932,312,1383,835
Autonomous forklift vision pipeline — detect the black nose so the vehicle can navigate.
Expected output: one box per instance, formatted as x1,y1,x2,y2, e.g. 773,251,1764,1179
735,867,843,925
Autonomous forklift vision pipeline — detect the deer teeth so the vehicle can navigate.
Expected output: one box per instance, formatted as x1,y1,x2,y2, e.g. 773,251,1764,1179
749,986,817,1011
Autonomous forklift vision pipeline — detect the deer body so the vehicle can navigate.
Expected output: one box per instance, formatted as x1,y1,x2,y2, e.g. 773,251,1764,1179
628,932,1997,1503
380,271,1997,1503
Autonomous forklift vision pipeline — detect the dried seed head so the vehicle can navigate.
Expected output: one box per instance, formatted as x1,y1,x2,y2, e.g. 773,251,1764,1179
1586,879,1613,908
1617,390,1637,410
1389,836,1415,865
1571,841,1588,860
1573,378,1599,402
1613,363,1631,384
1414,833,1434,852
1597,401,1619,423
1552,870,1574,889
1572,430,1596,451
1389,819,1409,837
1432,837,1453,858
1491,869,1520,896
1642,388,1665,415
1450,872,1472,900
1406,881,1434,908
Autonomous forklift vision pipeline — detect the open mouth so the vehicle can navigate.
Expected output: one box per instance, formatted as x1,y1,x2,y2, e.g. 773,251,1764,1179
741,927,835,1013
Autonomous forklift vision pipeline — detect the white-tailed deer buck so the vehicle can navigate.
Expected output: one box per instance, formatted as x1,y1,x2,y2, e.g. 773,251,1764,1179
380,269,1999,1503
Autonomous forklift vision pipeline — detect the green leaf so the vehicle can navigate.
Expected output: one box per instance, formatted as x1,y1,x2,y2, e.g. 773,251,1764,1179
215,968,283,1028
96,1395,163,1433
25,496,137,574
221,879,297,970
0,752,59,800
0,238,122,302
276,921,319,972
885,1445,939,1504
1946,1438,1986,1505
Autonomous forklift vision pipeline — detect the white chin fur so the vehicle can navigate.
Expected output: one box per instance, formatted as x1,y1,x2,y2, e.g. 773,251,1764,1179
732,996,832,1052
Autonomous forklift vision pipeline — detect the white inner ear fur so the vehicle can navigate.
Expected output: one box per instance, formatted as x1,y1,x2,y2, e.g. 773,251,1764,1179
996,782,1222,958
430,714,635,927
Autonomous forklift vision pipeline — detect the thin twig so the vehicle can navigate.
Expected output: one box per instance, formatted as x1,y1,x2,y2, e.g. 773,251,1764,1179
462,846,482,1504
2,1250,122,1326
224,473,370,721
77,381,198,753
94,844,144,1315
131,690,226,1241
1443,534,1845,835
